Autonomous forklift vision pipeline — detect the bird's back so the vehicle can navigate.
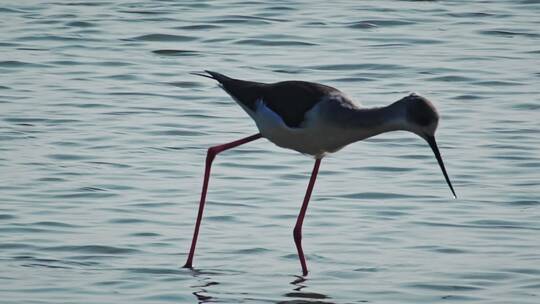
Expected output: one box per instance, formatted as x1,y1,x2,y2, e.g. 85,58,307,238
202,71,342,128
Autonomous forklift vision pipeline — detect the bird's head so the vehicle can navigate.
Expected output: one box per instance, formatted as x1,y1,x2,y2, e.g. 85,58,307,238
399,93,457,198
401,93,439,137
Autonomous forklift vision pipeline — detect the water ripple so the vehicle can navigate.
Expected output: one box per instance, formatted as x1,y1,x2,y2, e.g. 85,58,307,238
152,49,200,56
43,245,140,254
2,1,539,303
126,34,198,42
234,39,316,46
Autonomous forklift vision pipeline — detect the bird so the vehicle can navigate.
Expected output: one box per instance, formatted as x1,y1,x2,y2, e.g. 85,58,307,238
183,70,456,276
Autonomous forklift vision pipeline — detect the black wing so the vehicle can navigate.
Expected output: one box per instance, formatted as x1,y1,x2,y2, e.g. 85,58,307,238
194,70,340,128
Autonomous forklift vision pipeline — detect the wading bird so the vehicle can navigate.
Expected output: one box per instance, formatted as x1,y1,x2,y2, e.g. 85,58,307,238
183,71,456,276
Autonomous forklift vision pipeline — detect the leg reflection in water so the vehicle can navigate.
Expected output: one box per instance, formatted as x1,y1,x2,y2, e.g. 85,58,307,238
277,276,335,304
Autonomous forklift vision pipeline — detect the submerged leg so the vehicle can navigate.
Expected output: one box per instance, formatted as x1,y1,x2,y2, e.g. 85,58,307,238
183,133,262,268
293,158,322,276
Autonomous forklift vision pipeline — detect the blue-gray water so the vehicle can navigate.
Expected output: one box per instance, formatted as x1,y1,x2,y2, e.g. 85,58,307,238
1,1,539,303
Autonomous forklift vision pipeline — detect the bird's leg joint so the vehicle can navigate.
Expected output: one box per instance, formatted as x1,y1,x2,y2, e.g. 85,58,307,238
206,147,219,164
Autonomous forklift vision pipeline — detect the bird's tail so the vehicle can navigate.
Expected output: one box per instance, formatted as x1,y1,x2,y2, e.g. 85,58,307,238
190,70,232,84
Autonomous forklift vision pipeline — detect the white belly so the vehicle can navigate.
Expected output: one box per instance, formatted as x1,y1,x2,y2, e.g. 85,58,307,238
250,100,355,158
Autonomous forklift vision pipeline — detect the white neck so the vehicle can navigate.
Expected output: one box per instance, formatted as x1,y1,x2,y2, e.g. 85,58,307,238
332,101,408,143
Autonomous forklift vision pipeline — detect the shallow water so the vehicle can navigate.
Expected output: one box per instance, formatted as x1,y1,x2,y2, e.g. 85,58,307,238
1,1,539,303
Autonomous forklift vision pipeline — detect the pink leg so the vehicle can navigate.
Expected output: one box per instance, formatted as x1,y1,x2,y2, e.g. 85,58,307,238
293,158,322,276
183,133,262,268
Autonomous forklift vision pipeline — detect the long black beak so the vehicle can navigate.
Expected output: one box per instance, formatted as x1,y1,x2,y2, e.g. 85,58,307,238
426,135,457,199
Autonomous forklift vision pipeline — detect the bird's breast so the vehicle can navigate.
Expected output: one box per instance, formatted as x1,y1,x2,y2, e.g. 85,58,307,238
252,100,357,157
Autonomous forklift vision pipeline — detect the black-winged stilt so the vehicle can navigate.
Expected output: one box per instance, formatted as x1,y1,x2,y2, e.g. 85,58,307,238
183,70,456,276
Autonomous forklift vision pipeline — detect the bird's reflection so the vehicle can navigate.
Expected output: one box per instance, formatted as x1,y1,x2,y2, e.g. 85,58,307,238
187,268,335,304
277,276,335,304
188,268,219,303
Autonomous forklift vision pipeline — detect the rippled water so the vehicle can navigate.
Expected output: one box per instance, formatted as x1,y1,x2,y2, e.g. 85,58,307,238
1,1,539,303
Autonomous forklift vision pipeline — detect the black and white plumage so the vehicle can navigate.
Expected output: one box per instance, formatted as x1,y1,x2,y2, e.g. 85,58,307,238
193,70,446,159
184,71,456,276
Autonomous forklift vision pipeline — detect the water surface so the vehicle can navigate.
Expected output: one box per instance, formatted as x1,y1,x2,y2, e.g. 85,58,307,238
1,1,539,303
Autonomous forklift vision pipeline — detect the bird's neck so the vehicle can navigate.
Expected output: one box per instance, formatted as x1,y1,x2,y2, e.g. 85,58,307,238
338,101,408,142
